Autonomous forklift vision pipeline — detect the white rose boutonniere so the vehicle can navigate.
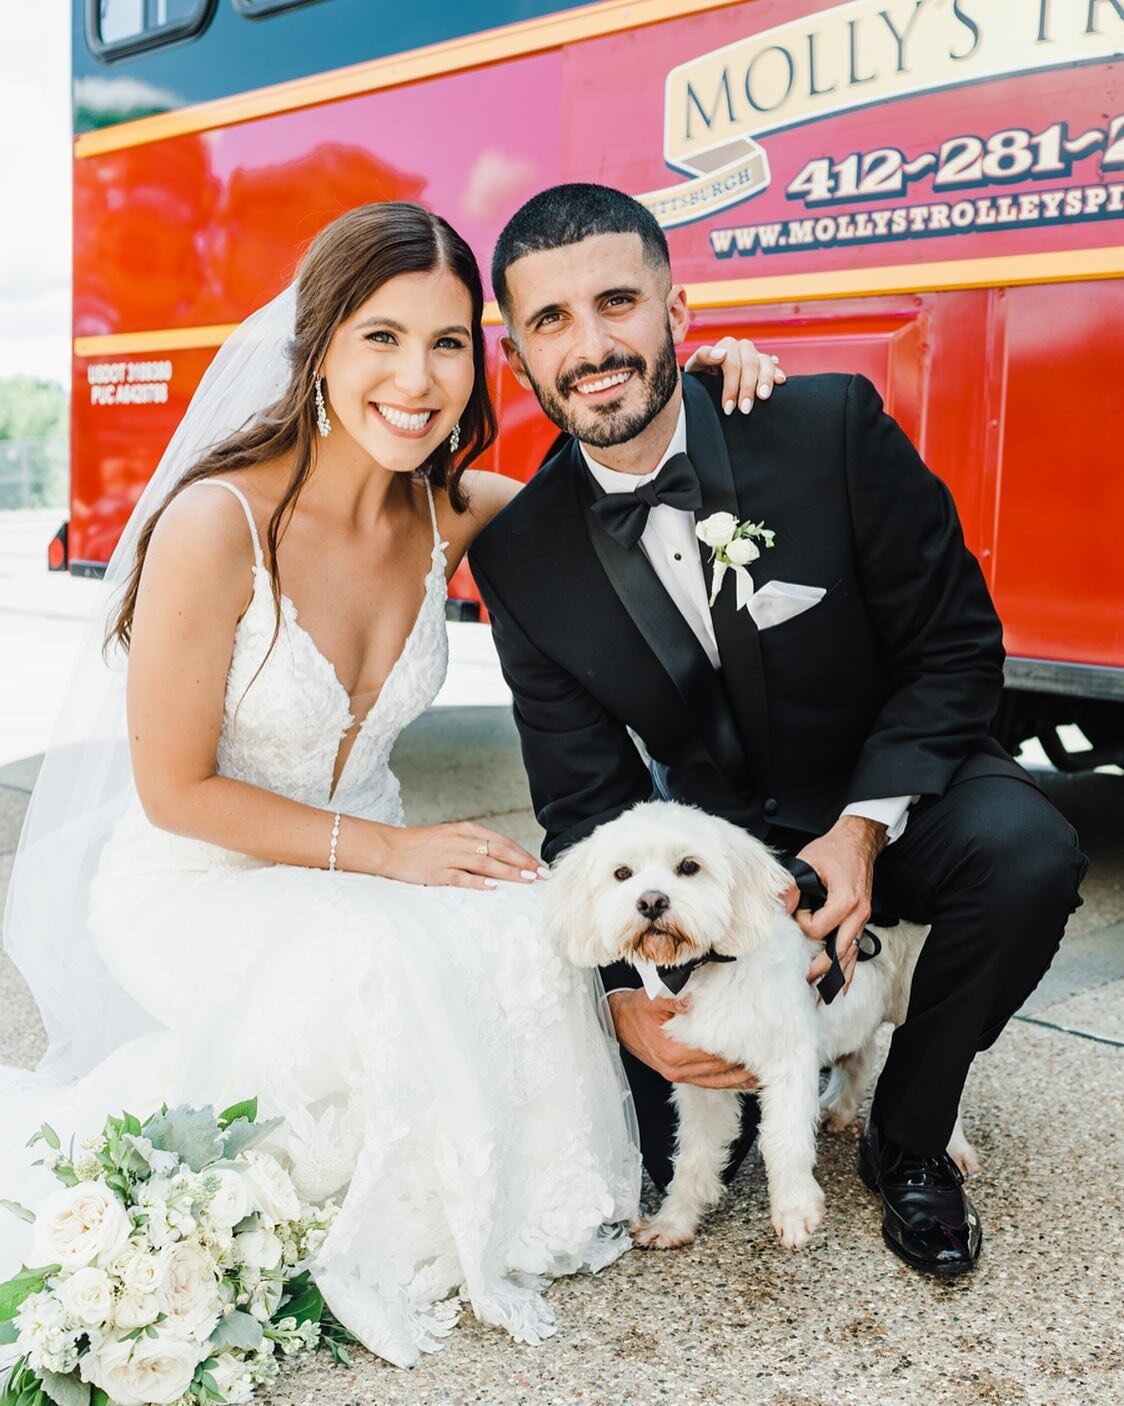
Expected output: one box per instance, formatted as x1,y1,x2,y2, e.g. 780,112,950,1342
695,511,739,548
695,512,776,610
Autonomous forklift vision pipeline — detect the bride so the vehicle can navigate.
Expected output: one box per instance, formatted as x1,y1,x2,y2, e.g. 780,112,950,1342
0,201,774,1367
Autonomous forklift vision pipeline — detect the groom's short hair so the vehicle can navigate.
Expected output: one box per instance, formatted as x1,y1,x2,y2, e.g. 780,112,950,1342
492,183,670,321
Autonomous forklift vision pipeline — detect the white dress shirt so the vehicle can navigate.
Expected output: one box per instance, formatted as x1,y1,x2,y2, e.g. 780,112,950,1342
580,406,915,842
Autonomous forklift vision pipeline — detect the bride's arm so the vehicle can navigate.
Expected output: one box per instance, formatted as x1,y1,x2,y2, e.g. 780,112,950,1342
126,486,541,888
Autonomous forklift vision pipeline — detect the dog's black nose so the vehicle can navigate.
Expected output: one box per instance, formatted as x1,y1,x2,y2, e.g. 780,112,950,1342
636,890,670,921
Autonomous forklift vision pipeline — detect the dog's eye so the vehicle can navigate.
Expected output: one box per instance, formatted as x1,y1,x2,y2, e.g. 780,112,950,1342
613,866,633,882
676,858,701,877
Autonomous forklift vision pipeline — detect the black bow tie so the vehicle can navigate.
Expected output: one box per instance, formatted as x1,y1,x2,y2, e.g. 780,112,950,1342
656,951,736,995
589,451,703,549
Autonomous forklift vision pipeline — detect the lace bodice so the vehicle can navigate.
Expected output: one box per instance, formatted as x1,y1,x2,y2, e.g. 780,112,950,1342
100,477,448,876
211,478,449,826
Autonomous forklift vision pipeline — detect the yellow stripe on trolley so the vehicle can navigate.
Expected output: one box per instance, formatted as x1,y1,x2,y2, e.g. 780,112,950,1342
75,325,241,358
72,248,1124,359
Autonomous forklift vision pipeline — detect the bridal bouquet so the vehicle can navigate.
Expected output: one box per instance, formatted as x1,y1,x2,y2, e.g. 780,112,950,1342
0,1100,352,1406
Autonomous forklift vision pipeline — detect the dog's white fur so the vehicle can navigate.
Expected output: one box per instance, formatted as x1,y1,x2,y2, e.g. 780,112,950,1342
544,801,978,1251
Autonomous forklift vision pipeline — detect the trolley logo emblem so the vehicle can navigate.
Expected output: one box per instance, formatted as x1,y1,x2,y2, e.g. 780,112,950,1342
637,0,1124,229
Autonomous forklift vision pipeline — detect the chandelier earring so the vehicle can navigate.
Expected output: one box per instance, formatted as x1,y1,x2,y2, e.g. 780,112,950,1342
314,375,331,438
449,421,461,454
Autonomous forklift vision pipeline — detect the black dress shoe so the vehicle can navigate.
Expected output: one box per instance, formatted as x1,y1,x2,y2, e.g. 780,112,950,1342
859,1121,982,1275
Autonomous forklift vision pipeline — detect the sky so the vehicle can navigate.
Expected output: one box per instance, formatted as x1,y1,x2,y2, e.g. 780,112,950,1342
0,7,72,389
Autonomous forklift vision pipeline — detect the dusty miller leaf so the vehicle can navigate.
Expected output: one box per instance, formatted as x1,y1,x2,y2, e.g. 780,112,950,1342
221,1116,284,1160
208,1311,263,1351
143,1105,223,1172
36,1370,90,1406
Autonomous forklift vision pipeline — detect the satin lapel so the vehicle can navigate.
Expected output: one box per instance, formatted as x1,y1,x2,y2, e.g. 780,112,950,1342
573,440,749,783
683,375,771,789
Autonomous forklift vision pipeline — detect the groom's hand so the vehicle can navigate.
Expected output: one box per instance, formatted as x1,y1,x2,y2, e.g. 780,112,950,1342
795,816,888,994
607,990,758,1090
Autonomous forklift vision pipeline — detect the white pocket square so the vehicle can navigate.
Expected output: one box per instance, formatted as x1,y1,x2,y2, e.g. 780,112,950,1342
748,580,827,631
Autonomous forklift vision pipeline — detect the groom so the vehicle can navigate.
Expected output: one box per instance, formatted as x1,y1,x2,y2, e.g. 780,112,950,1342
469,184,1086,1275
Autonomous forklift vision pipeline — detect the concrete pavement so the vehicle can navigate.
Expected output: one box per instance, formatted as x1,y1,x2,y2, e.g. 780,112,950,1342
1,709,1121,1406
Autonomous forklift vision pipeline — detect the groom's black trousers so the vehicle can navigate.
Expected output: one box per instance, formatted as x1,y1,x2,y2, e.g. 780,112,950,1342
615,766,1086,1190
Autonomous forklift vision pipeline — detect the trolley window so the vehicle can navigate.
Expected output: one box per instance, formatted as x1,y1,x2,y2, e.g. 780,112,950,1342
232,0,330,15
88,0,215,60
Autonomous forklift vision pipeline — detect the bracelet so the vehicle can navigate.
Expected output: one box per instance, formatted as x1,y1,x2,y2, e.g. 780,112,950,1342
328,812,341,871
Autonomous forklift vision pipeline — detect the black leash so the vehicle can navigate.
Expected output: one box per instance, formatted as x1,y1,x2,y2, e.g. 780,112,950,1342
788,858,886,1005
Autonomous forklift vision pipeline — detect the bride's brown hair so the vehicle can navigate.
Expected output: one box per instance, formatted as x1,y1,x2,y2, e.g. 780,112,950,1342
109,202,497,653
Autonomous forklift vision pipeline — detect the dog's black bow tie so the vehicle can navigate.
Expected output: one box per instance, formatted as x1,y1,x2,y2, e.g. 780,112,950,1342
789,858,886,1006
589,451,703,548
656,951,737,995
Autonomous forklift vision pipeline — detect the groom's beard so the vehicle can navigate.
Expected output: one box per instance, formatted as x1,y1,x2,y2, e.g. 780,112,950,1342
524,328,680,450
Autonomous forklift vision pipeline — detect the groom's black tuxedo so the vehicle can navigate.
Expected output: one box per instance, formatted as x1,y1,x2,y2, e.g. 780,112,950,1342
471,372,1020,856
470,371,1083,1184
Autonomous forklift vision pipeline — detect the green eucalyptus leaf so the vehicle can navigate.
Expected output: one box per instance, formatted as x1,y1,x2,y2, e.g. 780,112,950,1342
0,1268,58,1322
117,1137,154,1178
279,1284,323,1330
326,1339,352,1368
217,1097,257,1130
0,1203,34,1226
0,1360,27,1406
0,1319,18,1344
277,1270,310,1309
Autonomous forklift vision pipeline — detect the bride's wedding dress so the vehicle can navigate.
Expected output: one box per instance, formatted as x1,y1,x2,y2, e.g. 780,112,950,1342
0,478,640,1367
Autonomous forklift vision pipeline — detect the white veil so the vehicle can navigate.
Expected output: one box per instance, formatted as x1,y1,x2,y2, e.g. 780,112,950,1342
2,285,298,1085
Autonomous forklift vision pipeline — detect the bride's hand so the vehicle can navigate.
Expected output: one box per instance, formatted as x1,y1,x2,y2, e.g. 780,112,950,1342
370,821,546,889
684,336,786,415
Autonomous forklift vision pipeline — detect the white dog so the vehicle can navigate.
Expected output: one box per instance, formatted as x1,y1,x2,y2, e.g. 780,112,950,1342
544,801,978,1252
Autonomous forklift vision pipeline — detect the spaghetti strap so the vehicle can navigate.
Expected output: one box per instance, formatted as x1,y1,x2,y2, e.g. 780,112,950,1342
199,478,265,570
423,479,441,549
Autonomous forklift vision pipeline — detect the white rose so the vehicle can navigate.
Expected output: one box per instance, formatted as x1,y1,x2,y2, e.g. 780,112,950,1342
209,1353,255,1403
56,1267,114,1328
113,1291,161,1330
696,512,738,548
204,1168,253,1231
83,1329,201,1406
112,1246,169,1298
239,1152,300,1226
163,1241,221,1340
724,536,760,566
235,1227,283,1271
31,1181,132,1271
